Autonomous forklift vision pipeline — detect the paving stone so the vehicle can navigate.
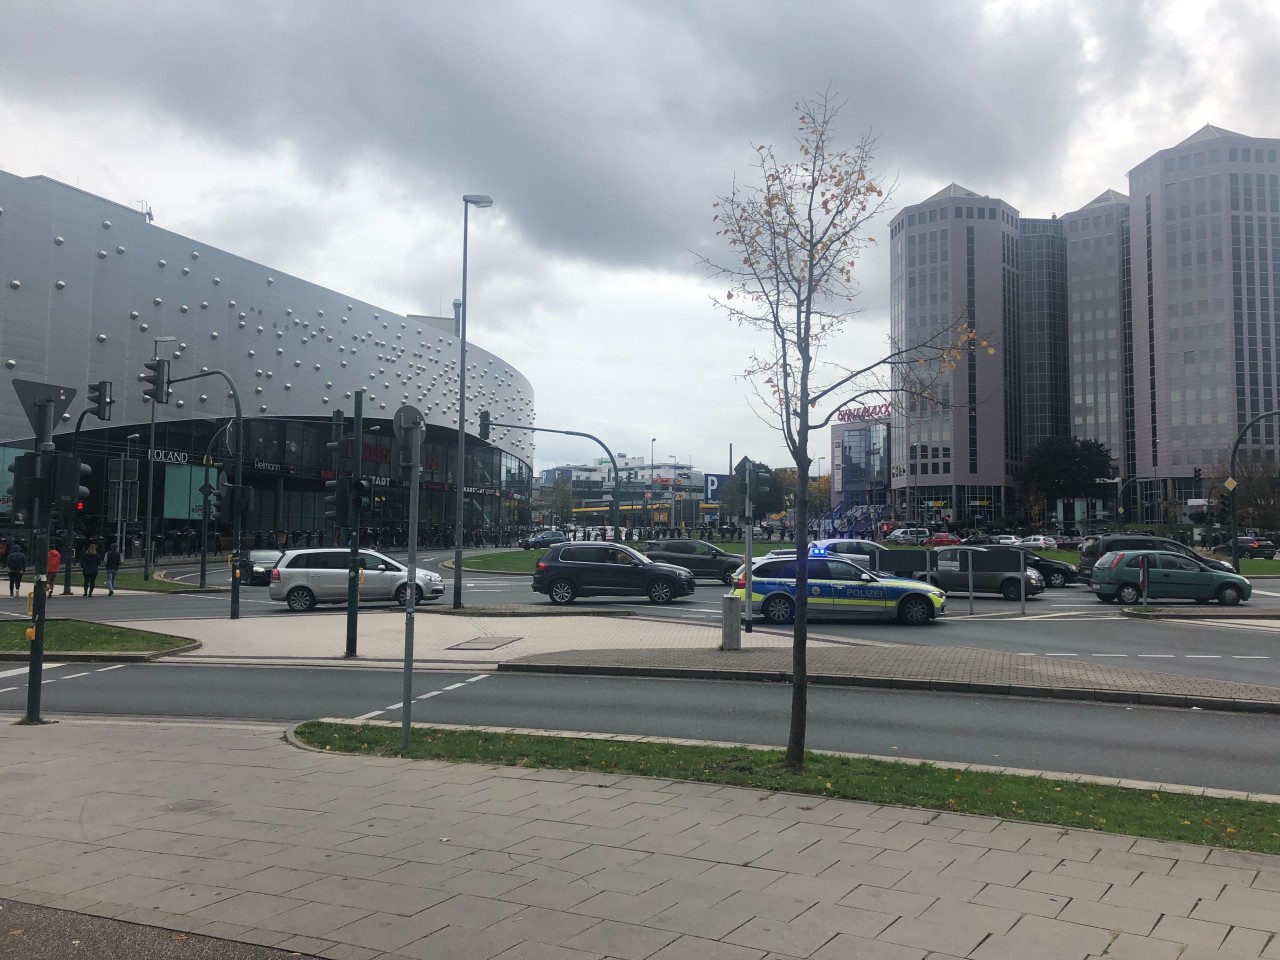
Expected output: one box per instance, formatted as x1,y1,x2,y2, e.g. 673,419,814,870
647,901,756,939
563,918,681,959
762,872,856,904
288,874,452,916
648,934,770,960
488,940,607,960
1190,897,1280,933
698,863,786,892
716,888,817,922
396,922,523,960
971,882,1069,918
721,916,838,957
1150,913,1230,949
809,932,928,959
256,899,374,937
1099,880,1198,916
412,892,525,930
569,888,681,923
876,914,990,955
1218,882,1280,913
487,905,604,945
917,897,1020,935
838,884,936,919
969,914,1113,960
1102,931,1184,959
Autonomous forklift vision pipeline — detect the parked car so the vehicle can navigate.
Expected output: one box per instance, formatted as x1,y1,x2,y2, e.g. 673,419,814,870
1023,552,1079,588
1213,537,1278,560
990,534,1021,545
246,549,284,586
917,546,1045,600
1089,550,1251,605
1019,535,1058,550
885,527,931,545
643,539,744,584
1078,533,1234,577
923,532,962,547
268,548,445,612
520,530,568,550
531,542,696,604
736,554,945,626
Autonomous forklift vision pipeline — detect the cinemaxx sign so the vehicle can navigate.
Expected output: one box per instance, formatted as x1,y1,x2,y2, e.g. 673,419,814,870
837,403,891,423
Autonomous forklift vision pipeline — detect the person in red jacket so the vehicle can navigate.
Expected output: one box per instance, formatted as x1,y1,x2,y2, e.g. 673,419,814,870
46,547,61,599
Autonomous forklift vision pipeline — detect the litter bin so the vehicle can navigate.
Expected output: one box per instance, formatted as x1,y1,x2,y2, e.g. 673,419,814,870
721,593,742,651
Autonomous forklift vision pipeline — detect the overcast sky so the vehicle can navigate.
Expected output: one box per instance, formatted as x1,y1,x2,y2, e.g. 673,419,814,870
3,0,1277,476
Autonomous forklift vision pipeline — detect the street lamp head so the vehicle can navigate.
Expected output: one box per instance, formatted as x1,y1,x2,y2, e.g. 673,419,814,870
463,194,494,208
127,433,141,440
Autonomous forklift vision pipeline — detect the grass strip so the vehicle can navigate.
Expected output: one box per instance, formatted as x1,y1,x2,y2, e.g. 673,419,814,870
0,620,190,653
295,721,1280,854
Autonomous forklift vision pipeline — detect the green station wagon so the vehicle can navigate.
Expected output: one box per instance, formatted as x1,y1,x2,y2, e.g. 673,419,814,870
1089,550,1251,606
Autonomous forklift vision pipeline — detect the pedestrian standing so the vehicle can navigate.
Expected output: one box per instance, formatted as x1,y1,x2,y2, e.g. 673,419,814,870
104,542,122,596
6,542,26,597
81,543,101,597
46,546,61,599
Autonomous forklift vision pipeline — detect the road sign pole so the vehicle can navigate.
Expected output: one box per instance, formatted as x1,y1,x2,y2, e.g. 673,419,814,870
395,405,424,754
346,390,363,657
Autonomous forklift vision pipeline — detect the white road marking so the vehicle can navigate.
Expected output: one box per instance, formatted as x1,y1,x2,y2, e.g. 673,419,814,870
466,674,488,682
60,672,91,680
1138,654,1176,658
356,674,487,720
442,682,465,691
353,710,385,721
0,664,63,680
416,691,441,700
95,664,126,672
383,702,403,711
0,686,16,693
1185,655,1221,659
1093,654,1128,657
1044,653,1078,656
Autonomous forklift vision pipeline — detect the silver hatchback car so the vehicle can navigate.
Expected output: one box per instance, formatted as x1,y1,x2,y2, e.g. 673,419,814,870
268,548,445,612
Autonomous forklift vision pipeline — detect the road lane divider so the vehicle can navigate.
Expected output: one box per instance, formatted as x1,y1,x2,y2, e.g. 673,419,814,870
353,673,489,722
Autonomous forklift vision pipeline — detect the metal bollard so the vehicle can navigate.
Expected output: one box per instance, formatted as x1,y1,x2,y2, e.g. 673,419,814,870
721,593,742,650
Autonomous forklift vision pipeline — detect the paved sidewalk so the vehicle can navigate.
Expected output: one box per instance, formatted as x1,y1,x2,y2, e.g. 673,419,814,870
2,717,1279,960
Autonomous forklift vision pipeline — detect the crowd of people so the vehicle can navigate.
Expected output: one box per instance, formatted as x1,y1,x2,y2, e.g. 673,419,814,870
0,537,123,598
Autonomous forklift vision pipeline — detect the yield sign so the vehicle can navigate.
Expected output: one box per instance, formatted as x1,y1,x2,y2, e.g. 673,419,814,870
12,379,76,439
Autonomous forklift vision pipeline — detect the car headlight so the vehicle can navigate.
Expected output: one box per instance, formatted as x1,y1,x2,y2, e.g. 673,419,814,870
1068,564,1078,572
1028,570,1044,583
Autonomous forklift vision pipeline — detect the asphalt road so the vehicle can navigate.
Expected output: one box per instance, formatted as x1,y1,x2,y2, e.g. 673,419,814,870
36,557,1280,687
2,662,1277,795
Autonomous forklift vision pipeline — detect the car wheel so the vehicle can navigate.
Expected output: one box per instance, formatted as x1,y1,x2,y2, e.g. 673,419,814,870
1217,584,1242,606
721,567,736,586
285,586,316,612
762,595,794,623
647,579,676,604
1116,584,1141,605
898,595,932,626
395,583,424,606
1000,579,1023,601
548,579,576,604
1047,571,1067,588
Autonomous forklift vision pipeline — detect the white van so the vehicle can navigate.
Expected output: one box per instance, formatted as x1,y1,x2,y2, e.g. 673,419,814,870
885,527,931,545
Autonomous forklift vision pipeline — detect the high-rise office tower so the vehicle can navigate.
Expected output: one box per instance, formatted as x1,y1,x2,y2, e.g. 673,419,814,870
889,184,1022,524
1018,217,1070,450
1127,125,1280,502
1065,189,1131,477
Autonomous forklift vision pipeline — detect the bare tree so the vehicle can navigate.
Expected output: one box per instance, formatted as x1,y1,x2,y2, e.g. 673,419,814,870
699,88,986,771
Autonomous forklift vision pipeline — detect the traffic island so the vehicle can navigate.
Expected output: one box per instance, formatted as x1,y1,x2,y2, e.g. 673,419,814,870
499,644,1280,714
1120,604,1280,620
291,719,1280,853
0,620,199,662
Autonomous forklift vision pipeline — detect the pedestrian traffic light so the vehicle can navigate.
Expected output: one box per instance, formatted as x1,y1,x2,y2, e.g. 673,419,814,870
87,380,113,421
324,478,351,526
141,358,171,404
479,411,491,441
351,478,373,511
51,453,90,508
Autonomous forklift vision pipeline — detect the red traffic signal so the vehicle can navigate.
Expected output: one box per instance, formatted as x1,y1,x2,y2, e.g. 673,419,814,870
76,501,85,511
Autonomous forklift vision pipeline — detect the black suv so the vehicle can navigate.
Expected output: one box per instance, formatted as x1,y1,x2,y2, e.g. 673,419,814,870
532,542,696,605
643,539,744,584
1078,533,1233,577
1213,536,1278,560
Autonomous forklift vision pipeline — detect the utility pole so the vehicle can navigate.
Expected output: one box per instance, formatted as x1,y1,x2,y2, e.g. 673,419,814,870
394,405,424,753
346,390,364,656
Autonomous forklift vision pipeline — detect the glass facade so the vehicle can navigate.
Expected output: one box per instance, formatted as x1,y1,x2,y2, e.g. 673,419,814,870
1018,218,1069,448
834,420,890,532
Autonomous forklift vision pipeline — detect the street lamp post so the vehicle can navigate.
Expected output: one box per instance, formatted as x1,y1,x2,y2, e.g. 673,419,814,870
143,336,177,580
669,455,678,533
453,193,493,609
117,433,140,553
648,437,655,528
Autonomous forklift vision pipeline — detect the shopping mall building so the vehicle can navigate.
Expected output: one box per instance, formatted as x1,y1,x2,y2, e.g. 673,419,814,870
0,170,535,550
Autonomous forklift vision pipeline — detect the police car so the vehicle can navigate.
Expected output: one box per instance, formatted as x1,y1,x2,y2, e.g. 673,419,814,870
734,548,945,626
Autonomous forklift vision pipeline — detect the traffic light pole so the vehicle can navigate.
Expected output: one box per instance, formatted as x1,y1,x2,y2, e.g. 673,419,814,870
167,369,244,619
24,401,58,724
198,421,232,590
61,408,94,595
346,390,364,657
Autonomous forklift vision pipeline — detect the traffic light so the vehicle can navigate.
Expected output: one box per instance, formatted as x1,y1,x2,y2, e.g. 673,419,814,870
141,358,171,404
325,478,351,526
6,453,40,517
943,514,951,522
221,482,255,517
479,411,491,441
752,465,772,498
206,485,223,524
51,453,90,509
87,380,113,421
1193,467,1202,483
351,478,373,512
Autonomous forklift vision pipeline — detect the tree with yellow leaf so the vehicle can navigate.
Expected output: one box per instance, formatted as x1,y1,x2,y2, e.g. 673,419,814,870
700,88,988,771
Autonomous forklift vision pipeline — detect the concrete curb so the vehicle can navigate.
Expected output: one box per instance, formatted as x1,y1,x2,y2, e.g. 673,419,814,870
0,639,202,662
1120,606,1280,620
495,660,1280,715
289,717,1280,805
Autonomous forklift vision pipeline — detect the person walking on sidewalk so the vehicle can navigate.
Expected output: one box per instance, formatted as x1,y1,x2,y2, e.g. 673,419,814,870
104,543,121,596
46,546,61,599
6,542,26,597
81,543,101,597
